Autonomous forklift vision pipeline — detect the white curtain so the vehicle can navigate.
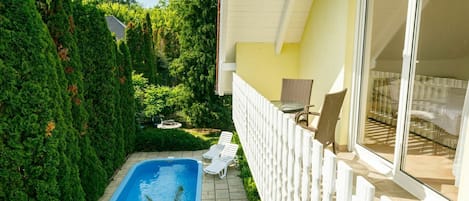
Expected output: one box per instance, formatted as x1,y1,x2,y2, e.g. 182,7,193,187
453,82,469,186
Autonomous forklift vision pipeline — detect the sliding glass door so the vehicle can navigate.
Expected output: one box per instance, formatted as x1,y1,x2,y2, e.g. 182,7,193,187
356,0,408,164
354,0,469,200
401,0,468,200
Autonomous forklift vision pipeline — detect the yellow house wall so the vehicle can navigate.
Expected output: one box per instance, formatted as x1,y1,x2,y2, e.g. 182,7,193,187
236,43,300,100
298,0,356,146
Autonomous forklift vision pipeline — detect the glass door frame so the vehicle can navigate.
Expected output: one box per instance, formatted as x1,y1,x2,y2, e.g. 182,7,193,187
349,0,452,200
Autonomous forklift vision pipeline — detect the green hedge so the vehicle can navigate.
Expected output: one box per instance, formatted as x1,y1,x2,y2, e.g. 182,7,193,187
0,0,72,200
117,41,137,154
135,129,210,151
73,2,121,177
126,13,158,84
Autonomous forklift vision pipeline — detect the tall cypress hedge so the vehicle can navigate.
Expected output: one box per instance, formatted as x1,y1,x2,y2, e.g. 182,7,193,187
40,0,108,200
0,0,76,200
171,0,233,129
72,2,120,177
112,42,126,166
126,13,158,84
142,13,158,84
117,41,136,154
39,0,87,200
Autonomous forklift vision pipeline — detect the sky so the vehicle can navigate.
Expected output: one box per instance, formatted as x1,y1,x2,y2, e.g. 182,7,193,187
136,0,159,8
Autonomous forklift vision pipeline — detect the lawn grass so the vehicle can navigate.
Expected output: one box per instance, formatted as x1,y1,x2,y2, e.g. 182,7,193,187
182,128,221,145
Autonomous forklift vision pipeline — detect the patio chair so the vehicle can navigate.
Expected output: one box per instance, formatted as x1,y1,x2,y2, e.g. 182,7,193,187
295,89,347,153
280,78,314,106
203,143,239,179
202,131,233,160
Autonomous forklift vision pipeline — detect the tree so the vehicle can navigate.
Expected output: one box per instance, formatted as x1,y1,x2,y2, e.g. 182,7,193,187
170,0,233,128
126,13,158,84
84,0,136,5
46,1,109,200
37,0,90,200
97,2,145,23
142,13,158,84
112,42,125,163
150,6,179,86
117,41,137,154
73,1,120,178
0,0,74,199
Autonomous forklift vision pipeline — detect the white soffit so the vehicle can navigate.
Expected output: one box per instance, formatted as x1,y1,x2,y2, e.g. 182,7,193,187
222,0,313,62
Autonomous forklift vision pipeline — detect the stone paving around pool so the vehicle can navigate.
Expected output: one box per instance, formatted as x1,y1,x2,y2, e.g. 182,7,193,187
99,150,248,201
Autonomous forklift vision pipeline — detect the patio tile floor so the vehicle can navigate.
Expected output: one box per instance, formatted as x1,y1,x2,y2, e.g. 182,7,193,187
99,150,419,201
99,150,248,201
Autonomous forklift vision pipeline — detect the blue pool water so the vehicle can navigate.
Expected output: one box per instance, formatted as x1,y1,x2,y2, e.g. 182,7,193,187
110,158,202,201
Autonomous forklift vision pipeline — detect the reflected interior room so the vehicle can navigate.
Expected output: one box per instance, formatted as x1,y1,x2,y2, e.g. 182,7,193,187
358,0,469,200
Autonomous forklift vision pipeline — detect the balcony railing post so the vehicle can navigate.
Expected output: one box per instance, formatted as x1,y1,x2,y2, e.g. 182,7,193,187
322,150,336,201
301,131,312,201
336,161,353,201
231,74,376,201
281,114,289,200
287,119,295,201
355,176,375,201
293,126,303,201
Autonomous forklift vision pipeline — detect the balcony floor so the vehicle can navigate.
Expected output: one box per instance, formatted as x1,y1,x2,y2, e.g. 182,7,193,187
99,150,248,201
336,151,419,200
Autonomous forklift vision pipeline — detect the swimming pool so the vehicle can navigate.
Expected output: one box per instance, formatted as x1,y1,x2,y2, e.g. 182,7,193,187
110,158,202,201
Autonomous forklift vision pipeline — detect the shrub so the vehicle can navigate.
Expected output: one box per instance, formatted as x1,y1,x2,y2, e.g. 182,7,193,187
0,0,75,199
135,128,210,151
73,0,120,186
126,13,158,84
133,72,191,124
117,41,136,154
233,133,261,201
38,0,91,200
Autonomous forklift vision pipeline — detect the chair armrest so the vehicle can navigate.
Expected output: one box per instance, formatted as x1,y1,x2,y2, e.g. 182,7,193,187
309,111,320,116
305,126,318,132
303,104,315,111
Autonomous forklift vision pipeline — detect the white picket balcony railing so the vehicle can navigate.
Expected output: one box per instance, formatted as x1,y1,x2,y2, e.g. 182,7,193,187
232,73,378,201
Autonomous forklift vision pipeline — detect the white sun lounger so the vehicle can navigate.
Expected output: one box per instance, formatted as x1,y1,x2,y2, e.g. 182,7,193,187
202,131,233,160
203,143,238,179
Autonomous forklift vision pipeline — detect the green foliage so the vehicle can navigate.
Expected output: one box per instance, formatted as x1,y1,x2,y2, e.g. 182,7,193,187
133,72,191,123
85,0,136,5
101,1,233,129
39,0,88,200
233,133,261,201
0,0,75,199
112,42,126,170
135,128,210,151
97,3,145,28
2,1,140,200
45,1,109,200
117,41,137,154
169,0,233,129
126,13,158,84
143,84,191,118
99,3,179,86
73,0,119,181
132,72,148,121
151,6,180,86
77,136,107,201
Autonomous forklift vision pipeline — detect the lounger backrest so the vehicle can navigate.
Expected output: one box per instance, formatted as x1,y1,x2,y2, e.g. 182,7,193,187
220,143,238,158
218,131,233,145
